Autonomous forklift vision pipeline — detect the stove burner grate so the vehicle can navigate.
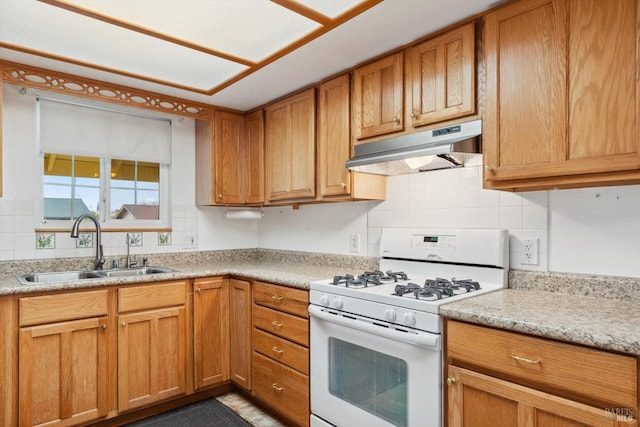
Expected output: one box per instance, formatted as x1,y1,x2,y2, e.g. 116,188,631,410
391,277,481,300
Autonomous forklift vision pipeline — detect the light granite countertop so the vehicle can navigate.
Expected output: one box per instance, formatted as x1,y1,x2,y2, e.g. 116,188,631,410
440,286,640,356
0,249,377,296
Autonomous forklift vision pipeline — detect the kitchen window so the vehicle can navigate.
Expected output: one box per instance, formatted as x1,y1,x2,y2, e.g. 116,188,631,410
37,97,171,230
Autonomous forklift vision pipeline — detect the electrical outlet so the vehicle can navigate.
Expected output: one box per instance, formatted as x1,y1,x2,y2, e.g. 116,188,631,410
522,238,539,265
183,233,197,249
350,234,361,253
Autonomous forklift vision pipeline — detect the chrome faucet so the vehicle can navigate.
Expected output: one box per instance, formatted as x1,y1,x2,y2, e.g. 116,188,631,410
126,233,137,268
70,214,105,270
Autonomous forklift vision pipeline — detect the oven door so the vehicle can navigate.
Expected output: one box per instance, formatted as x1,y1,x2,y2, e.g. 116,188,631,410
309,305,442,427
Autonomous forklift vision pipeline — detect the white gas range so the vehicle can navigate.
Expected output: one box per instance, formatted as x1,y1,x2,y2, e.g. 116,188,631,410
309,228,509,427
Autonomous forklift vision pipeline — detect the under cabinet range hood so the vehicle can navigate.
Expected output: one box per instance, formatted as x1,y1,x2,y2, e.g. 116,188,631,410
346,119,482,175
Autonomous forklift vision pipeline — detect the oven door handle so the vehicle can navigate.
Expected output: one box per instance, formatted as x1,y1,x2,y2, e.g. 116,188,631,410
309,305,441,350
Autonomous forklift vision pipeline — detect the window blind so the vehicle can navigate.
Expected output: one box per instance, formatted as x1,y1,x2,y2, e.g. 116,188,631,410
38,98,171,164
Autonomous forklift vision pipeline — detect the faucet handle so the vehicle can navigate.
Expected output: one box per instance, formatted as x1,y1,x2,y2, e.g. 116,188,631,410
143,257,149,267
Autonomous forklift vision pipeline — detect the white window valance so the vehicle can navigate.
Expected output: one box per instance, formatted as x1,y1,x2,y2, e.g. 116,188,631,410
38,98,171,164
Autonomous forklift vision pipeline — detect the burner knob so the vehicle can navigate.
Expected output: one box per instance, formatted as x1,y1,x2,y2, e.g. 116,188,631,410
384,308,397,322
332,297,344,310
319,295,330,307
403,311,417,326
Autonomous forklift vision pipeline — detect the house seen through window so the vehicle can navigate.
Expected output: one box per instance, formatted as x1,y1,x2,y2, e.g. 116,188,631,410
43,154,161,222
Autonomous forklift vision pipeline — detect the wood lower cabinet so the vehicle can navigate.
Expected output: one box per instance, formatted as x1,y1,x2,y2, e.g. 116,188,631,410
193,277,229,390
446,320,638,426
252,281,310,427
117,281,188,412
483,0,640,191
17,290,110,427
229,278,252,390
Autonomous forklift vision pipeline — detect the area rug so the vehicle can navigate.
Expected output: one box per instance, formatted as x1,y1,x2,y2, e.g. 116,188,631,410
124,398,253,427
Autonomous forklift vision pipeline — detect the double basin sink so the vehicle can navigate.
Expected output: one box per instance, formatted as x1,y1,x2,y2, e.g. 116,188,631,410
16,266,175,285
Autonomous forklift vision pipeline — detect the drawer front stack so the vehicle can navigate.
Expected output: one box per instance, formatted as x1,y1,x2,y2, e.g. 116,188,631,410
252,281,309,427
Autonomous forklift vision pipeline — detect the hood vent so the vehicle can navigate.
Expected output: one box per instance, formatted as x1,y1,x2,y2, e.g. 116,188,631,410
346,119,482,175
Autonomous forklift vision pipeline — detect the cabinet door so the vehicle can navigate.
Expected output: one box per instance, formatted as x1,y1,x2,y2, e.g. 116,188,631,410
318,74,351,197
484,0,568,182
19,316,109,427
215,110,245,204
353,52,404,140
265,88,316,201
447,366,634,427
409,22,475,127
229,278,252,390
484,0,640,188
245,110,265,204
118,307,187,411
193,277,229,390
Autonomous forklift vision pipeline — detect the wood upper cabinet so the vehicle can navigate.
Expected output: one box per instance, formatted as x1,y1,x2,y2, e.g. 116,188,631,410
0,64,3,198
446,320,638,427
117,281,188,412
408,22,475,127
317,74,387,201
193,277,229,390
245,110,265,204
18,291,110,427
353,52,404,140
484,0,640,191
196,109,264,205
229,278,252,390
214,110,245,204
265,88,316,202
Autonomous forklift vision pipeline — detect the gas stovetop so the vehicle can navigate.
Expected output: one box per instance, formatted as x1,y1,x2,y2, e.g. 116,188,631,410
309,228,509,332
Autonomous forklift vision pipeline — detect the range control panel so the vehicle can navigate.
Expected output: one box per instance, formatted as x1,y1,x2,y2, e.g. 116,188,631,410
411,234,456,251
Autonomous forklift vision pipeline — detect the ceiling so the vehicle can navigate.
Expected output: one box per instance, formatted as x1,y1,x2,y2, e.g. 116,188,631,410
0,0,501,112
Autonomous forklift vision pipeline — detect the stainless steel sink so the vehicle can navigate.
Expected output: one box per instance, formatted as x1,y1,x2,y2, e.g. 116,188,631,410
16,266,175,285
16,270,106,285
100,266,175,277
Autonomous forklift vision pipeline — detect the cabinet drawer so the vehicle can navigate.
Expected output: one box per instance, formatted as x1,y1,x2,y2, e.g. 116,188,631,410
20,289,108,326
447,321,638,409
253,352,309,427
253,328,309,374
253,281,309,318
253,304,308,346
118,280,187,312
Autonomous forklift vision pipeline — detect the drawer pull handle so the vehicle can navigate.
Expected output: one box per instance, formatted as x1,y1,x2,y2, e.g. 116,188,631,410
512,354,540,364
271,295,284,303
272,346,283,355
272,383,284,392
446,377,456,386
271,321,283,328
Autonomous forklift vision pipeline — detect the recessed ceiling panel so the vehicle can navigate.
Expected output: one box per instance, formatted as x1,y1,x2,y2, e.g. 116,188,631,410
55,0,323,62
0,1,248,90
296,0,366,18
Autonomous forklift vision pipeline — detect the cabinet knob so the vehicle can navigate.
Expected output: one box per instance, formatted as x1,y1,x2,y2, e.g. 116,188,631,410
196,287,201,293
101,324,107,330
272,346,284,355
271,295,284,303
410,112,417,119
271,320,284,328
340,182,347,188
485,165,494,172
272,383,284,392
446,377,456,386
393,117,400,124
218,194,222,198
121,321,127,327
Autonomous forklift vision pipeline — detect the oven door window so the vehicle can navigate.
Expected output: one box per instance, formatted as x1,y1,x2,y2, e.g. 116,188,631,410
328,337,408,427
